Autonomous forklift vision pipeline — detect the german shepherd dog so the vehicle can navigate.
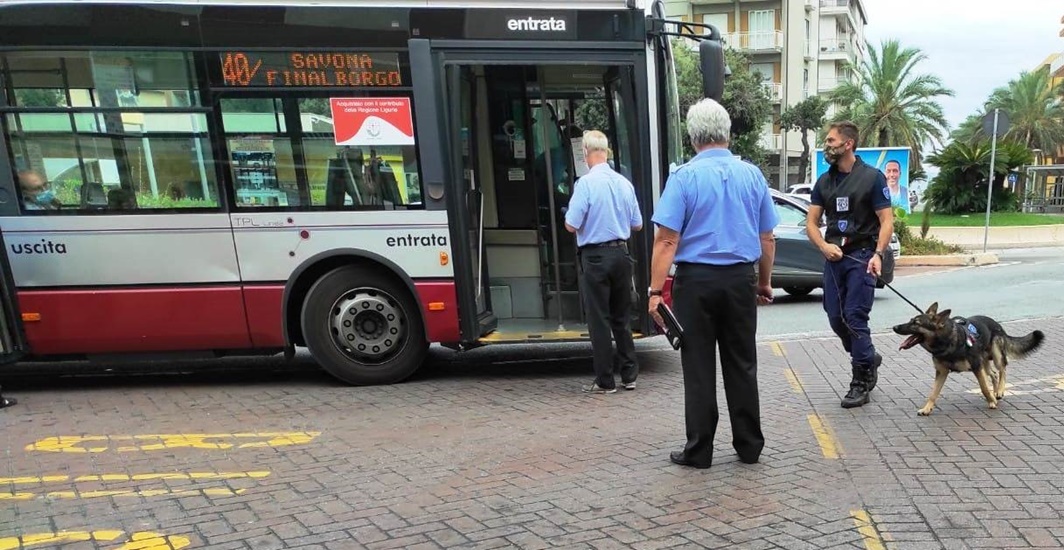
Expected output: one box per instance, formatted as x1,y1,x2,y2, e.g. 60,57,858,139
893,302,1044,416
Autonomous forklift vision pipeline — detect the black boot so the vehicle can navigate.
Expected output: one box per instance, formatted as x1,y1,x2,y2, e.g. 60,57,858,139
867,353,882,391
841,365,871,408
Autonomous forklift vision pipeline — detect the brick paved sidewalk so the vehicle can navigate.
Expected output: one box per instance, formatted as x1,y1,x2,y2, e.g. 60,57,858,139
1,317,1062,549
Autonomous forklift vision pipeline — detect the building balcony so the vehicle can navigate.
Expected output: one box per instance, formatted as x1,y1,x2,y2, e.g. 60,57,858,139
760,133,782,151
1051,52,1064,79
820,0,860,30
818,38,855,60
761,82,783,102
724,31,784,53
818,78,850,92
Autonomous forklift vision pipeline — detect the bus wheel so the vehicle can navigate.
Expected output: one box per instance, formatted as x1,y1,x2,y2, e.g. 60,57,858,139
301,265,428,385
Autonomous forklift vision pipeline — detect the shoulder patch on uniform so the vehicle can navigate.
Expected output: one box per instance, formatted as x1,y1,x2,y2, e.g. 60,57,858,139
883,187,891,200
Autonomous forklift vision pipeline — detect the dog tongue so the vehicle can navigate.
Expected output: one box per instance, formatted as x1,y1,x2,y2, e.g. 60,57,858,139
899,335,920,350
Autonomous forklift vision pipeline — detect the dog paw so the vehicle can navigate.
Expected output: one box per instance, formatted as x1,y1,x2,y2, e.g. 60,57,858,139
996,392,1006,400
917,407,933,416
988,402,998,410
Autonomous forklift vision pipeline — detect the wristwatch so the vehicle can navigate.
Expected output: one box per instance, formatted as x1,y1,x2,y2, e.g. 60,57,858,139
648,288,663,296
874,250,885,259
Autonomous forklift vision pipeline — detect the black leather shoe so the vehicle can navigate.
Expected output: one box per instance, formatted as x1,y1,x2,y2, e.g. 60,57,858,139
669,451,710,469
737,453,760,464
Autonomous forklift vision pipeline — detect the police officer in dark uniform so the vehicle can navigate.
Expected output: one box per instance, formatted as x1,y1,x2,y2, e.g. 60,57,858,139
806,121,894,408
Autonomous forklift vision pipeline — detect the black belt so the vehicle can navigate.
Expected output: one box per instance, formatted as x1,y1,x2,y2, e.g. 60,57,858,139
579,239,626,250
676,261,754,268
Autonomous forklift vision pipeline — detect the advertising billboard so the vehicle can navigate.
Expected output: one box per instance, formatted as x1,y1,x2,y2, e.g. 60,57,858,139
815,147,912,214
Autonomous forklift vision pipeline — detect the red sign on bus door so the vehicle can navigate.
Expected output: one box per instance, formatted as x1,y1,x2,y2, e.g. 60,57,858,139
329,97,415,147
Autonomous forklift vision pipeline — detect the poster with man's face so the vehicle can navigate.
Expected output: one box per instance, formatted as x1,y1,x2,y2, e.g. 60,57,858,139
815,147,912,214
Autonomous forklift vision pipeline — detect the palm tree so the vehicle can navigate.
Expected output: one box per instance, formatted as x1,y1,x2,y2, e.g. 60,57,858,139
984,67,1064,152
828,39,954,167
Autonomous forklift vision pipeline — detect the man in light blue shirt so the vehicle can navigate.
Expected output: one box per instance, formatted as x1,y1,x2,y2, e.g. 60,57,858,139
647,98,779,469
565,130,643,394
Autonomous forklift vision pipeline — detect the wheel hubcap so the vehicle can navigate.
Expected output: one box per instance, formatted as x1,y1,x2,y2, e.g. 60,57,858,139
329,288,407,364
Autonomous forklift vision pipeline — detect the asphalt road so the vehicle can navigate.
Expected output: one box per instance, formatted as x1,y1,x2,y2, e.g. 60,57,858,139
756,246,1064,342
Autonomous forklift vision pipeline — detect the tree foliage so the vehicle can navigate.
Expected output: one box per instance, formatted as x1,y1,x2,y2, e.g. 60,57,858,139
828,39,954,169
984,67,1064,152
672,40,772,169
780,96,827,182
924,139,1032,214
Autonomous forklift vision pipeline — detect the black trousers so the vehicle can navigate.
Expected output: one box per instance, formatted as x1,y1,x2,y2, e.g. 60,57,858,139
579,246,638,389
672,262,764,466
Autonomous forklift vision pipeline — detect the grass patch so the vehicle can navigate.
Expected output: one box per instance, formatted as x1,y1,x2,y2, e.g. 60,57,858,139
926,212,1064,227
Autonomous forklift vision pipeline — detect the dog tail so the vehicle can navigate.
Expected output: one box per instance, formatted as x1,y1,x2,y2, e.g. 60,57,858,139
1003,330,1044,358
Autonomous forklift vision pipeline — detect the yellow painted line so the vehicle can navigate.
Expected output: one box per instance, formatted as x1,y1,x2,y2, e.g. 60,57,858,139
770,341,785,356
0,488,246,500
0,471,270,485
784,368,804,394
807,414,841,459
851,510,886,550
26,432,320,453
0,530,190,550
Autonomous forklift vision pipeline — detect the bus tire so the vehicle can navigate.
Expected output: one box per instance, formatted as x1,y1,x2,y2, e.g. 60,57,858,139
300,265,428,386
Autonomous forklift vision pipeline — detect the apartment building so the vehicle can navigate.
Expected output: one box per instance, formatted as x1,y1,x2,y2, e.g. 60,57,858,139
665,0,868,188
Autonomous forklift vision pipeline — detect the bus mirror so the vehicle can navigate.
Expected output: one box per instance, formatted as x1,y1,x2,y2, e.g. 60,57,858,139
699,37,726,103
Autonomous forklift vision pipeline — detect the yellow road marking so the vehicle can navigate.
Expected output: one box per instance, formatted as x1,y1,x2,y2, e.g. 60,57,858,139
0,471,270,485
26,432,320,453
807,414,841,459
784,368,805,394
0,531,190,550
850,510,886,550
0,488,246,500
770,341,785,356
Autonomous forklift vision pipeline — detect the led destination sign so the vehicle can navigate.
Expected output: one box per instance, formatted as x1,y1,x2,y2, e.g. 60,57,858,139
219,51,403,88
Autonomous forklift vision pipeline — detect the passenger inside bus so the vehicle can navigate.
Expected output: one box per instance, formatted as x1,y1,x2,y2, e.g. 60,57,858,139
17,169,61,211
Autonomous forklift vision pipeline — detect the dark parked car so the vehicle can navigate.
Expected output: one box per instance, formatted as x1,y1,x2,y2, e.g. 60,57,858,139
768,189,895,296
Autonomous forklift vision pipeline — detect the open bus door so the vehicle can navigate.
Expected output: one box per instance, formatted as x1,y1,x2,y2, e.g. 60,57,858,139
0,227,26,408
0,229,26,364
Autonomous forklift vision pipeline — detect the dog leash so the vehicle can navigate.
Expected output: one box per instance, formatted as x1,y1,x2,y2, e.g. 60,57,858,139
842,253,924,314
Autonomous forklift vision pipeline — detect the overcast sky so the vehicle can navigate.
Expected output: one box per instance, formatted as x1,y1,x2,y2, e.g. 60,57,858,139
862,0,1062,134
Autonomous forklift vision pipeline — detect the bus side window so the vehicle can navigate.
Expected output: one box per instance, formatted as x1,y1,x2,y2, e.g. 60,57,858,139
2,50,221,214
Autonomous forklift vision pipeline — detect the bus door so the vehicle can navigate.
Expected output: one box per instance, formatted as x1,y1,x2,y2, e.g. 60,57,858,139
444,64,495,339
409,40,651,342
603,65,649,331
0,228,27,365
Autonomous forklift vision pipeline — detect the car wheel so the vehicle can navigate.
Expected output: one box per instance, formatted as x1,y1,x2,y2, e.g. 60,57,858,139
301,265,428,386
782,286,814,297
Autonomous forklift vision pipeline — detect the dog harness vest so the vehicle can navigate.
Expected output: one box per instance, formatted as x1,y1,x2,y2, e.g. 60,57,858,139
814,157,883,252
956,317,978,347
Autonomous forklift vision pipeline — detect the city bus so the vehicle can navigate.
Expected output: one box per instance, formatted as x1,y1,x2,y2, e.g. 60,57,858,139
0,0,725,385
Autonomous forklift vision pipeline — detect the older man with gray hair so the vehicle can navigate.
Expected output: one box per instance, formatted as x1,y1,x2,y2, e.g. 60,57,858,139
565,129,643,394
648,98,779,469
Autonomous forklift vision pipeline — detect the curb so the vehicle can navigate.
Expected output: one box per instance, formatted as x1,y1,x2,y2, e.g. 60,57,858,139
895,252,998,267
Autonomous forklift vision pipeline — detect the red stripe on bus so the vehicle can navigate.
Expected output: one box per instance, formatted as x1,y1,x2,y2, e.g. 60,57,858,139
18,287,253,355
241,281,460,346
242,285,285,347
18,280,461,356
414,281,460,343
